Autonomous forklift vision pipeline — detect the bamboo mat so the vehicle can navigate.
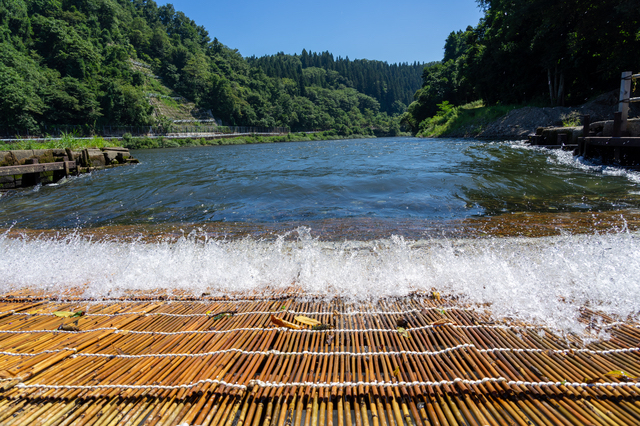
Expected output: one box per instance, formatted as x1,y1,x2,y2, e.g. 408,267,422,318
0,290,638,425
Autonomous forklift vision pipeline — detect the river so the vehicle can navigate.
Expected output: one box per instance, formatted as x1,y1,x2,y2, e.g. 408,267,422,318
1,137,639,336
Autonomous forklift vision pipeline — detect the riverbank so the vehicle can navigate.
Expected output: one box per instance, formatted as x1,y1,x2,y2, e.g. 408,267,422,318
0,131,394,152
419,90,640,139
121,131,379,149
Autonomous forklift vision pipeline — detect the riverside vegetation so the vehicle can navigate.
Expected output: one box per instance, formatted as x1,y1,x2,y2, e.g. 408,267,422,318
0,0,420,137
1,131,371,151
402,0,640,137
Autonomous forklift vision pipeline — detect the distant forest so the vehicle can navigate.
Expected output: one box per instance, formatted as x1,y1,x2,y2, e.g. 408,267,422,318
248,52,427,115
403,0,640,133
0,0,422,136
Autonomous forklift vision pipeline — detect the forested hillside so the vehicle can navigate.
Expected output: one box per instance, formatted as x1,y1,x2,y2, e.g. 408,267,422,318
0,0,408,136
248,52,427,115
404,0,640,134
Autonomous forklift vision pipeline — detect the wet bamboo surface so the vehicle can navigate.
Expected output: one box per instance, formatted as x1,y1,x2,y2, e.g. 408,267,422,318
0,289,638,425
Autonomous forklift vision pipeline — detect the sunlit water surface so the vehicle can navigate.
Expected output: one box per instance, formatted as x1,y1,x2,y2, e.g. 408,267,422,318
2,137,640,337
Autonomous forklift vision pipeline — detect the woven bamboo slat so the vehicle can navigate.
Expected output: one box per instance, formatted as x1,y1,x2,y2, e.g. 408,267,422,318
0,290,637,425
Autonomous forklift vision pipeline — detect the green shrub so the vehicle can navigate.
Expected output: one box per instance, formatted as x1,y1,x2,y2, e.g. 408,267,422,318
417,101,518,137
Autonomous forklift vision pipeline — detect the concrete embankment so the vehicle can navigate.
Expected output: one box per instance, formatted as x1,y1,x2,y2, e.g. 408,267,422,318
0,147,137,189
528,117,640,167
531,118,640,146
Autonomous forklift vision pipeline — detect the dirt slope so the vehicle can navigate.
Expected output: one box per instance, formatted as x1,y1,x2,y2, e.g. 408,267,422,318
479,91,639,139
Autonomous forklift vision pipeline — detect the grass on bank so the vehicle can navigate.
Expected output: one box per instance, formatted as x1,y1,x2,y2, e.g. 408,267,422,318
121,131,376,149
2,134,111,151
1,131,377,151
417,101,518,137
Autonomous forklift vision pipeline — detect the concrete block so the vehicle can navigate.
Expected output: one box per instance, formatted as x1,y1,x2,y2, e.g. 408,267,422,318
101,147,129,153
10,150,34,165
0,152,10,166
32,149,54,163
103,151,119,164
627,119,640,137
86,149,106,167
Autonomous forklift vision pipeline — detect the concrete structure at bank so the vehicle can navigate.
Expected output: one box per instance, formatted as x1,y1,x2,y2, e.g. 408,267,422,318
0,147,137,189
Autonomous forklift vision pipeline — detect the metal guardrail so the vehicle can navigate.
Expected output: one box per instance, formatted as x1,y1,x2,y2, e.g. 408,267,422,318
0,125,291,140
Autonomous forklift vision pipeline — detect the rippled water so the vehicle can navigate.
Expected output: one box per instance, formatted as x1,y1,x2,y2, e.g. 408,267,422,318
2,137,640,230
2,137,640,336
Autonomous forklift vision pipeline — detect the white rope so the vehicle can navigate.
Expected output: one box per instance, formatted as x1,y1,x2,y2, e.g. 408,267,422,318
0,297,246,303
477,347,640,355
2,307,470,318
14,377,640,392
71,344,474,359
15,379,245,391
0,344,637,359
0,328,118,334
0,322,613,336
0,348,76,357
0,292,445,305
0,297,297,305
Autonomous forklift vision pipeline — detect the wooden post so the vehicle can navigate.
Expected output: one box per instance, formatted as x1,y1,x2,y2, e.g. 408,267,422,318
619,71,632,133
557,133,568,146
579,115,591,156
582,115,590,137
613,112,622,138
65,148,74,165
22,158,40,187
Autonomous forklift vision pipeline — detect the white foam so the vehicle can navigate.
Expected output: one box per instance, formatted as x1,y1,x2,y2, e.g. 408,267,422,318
532,146,640,184
1,228,639,338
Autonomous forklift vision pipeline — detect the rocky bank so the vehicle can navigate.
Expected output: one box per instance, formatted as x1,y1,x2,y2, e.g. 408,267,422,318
478,91,640,139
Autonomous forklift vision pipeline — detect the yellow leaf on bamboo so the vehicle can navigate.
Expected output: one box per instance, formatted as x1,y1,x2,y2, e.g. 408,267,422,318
294,315,322,327
604,370,637,381
393,366,400,377
270,314,302,330
397,327,410,338
53,311,84,318
431,319,457,326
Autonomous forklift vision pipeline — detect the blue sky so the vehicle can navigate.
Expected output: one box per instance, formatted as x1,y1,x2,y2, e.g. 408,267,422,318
166,0,484,64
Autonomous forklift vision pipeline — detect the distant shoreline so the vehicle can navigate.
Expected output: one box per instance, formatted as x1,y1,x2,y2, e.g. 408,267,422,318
1,132,410,152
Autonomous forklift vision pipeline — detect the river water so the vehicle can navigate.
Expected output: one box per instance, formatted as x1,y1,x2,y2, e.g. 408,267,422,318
1,137,640,336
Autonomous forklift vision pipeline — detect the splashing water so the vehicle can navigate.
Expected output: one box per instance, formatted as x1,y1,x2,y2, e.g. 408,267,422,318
3,139,640,340
1,228,638,337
